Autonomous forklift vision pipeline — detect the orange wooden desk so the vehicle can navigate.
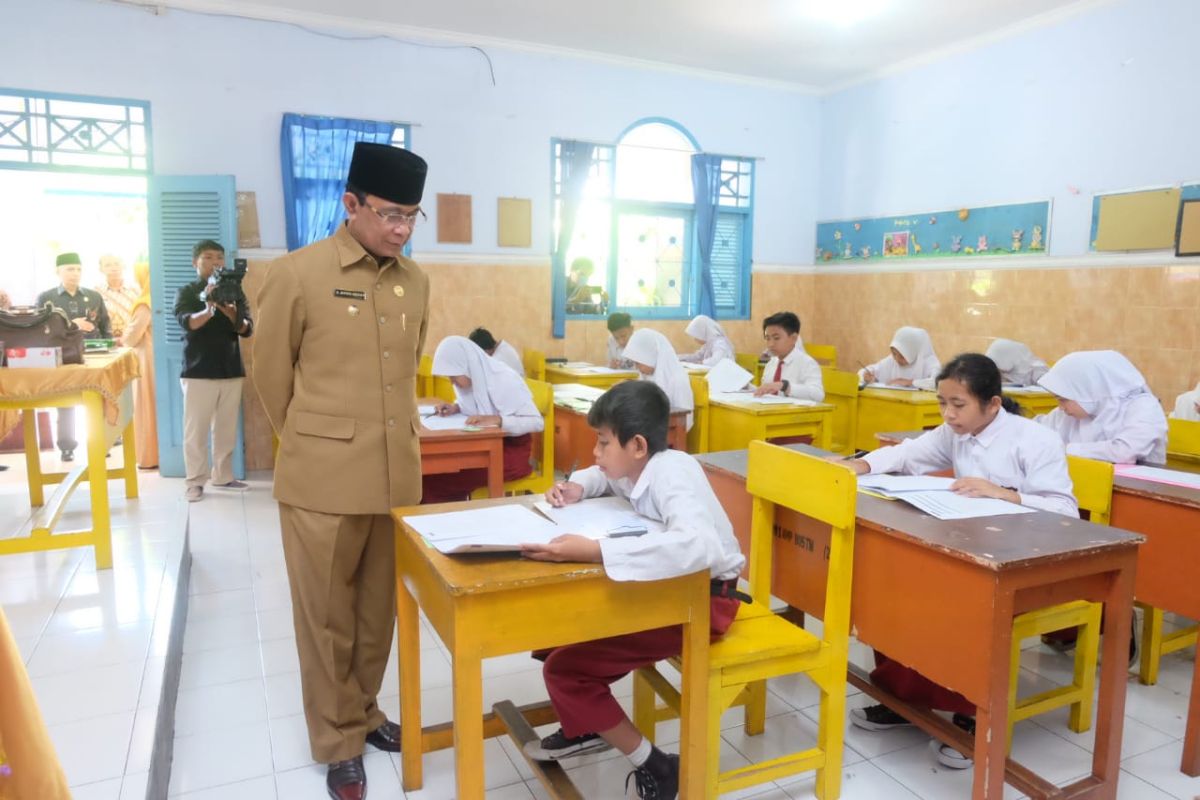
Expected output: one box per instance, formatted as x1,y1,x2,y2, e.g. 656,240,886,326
553,402,689,472
698,446,1142,800
391,496,711,799
418,400,506,498
1110,473,1200,776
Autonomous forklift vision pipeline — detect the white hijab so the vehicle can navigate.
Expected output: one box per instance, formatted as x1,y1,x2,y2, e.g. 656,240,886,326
431,336,537,419
1038,350,1154,438
891,326,936,364
622,329,694,425
685,315,729,346
986,338,1049,386
1173,382,1200,421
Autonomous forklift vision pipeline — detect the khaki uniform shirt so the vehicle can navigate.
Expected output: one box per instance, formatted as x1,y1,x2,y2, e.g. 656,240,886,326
254,225,430,515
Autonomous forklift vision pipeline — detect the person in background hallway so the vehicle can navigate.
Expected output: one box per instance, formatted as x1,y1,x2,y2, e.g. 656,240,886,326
121,261,159,469
254,142,431,800
96,254,139,341
37,252,112,462
173,240,252,502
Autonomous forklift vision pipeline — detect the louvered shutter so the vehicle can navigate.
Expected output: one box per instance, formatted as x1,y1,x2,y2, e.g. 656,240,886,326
711,212,749,316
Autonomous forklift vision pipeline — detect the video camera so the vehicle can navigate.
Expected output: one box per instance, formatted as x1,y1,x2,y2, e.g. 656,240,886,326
200,258,248,307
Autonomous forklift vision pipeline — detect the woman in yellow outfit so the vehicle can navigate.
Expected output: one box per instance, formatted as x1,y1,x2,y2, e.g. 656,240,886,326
0,607,71,799
120,260,159,469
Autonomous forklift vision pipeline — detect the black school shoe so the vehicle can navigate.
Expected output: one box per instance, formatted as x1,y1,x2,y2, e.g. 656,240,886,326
326,756,366,800
625,748,680,800
850,703,913,731
365,720,402,752
523,728,613,761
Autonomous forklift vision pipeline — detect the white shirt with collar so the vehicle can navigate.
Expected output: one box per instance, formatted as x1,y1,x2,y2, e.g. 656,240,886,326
862,407,1078,518
607,334,632,369
569,449,746,582
762,343,825,402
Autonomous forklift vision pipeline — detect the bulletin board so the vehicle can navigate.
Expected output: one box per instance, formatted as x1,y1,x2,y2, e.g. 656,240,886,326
437,193,472,244
1177,199,1200,257
814,200,1051,264
1089,183,1200,252
1093,188,1182,251
497,197,532,247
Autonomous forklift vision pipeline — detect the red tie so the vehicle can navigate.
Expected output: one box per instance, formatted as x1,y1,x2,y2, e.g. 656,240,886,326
773,360,783,383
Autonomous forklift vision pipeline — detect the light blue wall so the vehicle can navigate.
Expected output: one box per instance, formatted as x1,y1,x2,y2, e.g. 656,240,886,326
818,0,1200,256
0,0,820,264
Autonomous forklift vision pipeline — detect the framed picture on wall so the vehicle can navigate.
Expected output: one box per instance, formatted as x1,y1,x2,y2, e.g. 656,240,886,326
882,231,909,257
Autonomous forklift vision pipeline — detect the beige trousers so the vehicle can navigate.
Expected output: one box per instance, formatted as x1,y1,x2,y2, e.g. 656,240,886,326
180,377,242,487
278,503,397,763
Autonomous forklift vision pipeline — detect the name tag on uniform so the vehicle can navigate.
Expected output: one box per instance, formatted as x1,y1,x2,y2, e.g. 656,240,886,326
334,289,366,300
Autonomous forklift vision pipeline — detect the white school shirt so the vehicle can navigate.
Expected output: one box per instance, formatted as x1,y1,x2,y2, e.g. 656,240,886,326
1035,396,1167,464
569,449,746,582
607,335,633,369
862,408,1078,518
761,343,825,402
492,340,524,376
860,355,941,390
680,336,735,366
1171,384,1200,421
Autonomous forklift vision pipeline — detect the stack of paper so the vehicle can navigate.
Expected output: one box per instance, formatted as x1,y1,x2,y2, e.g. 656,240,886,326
1114,464,1200,490
402,498,661,554
705,359,754,393
681,363,710,372
1002,385,1044,395
553,383,605,402
856,474,1035,520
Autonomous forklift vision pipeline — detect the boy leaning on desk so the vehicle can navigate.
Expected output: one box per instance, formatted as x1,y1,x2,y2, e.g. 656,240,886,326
517,380,749,800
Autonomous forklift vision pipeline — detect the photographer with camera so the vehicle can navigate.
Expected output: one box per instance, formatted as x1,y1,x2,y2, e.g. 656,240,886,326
173,239,252,502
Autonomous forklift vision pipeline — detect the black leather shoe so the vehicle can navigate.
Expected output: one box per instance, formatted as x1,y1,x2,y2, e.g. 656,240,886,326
326,756,366,800
365,720,402,752
61,449,74,462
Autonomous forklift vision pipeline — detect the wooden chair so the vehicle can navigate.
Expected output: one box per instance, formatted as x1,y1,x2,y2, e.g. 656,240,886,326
805,343,837,367
632,442,856,798
417,354,433,398
820,368,859,455
432,376,457,403
687,372,710,454
523,348,546,382
470,379,554,499
1137,417,1200,684
1006,455,1111,747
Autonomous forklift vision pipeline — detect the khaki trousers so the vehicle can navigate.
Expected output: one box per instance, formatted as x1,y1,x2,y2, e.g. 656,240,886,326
180,377,242,487
278,503,397,763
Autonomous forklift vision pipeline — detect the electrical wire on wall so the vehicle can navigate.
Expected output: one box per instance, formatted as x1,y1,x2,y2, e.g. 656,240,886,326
103,0,498,86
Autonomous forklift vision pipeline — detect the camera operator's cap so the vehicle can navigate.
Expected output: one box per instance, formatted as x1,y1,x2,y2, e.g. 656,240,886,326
55,252,82,268
348,143,427,206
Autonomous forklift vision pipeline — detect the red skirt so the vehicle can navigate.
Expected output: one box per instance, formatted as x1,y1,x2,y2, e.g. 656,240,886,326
870,651,974,716
421,434,532,504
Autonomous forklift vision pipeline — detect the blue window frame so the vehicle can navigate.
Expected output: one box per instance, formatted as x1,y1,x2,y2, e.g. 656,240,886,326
0,87,151,175
552,119,754,322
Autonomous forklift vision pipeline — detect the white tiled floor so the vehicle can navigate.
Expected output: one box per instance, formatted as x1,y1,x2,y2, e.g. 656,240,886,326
3,453,1199,799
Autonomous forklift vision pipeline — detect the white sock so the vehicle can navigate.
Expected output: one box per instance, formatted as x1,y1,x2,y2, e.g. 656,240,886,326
628,737,653,767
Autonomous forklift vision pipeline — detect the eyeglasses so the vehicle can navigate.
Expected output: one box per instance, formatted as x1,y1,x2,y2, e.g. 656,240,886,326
361,200,426,229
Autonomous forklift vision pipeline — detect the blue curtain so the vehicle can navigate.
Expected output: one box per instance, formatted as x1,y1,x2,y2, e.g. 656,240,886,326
691,154,723,318
551,141,595,338
280,114,395,251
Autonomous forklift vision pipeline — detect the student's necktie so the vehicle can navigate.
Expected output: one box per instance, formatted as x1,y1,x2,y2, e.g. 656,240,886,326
773,360,783,383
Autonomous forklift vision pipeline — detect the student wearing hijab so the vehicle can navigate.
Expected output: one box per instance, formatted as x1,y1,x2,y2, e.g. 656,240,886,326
679,314,735,366
985,338,1049,386
1171,381,1200,421
621,329,694,430
467,327,524,375
1035,350,1168,464
859,326,940,389
423,336,544,503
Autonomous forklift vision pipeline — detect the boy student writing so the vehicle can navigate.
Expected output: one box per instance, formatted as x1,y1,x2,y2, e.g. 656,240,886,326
755,311,824,401
621,329,694,429
838,353,1076,770
859,325,940,389
467,326,523,375
606,312,634,368
679,314,734,366
519,381,747,799
1035,350,1168,464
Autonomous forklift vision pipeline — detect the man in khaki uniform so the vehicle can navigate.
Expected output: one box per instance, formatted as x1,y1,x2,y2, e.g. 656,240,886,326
254,143,429,800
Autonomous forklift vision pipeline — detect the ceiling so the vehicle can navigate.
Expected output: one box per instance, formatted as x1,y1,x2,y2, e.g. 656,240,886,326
152,0,1101,89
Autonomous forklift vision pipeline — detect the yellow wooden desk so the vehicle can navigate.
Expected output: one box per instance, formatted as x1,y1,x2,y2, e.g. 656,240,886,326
391,496,712,799
1003,388,1058,418
855,387,941,452
0,350,139,569
545,363,638,389
708,397,834,452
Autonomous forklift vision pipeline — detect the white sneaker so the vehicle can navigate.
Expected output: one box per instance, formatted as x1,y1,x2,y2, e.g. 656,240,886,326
930,739,972,769
185,486,203,503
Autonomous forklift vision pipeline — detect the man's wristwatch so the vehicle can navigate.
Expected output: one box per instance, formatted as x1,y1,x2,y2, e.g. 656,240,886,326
780,379,790,394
